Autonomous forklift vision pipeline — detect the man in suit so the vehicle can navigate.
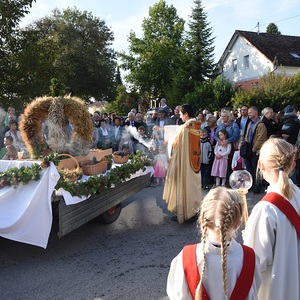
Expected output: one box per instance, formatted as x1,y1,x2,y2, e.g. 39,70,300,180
111,116,123,151
171,105,184,125
124,112,141,130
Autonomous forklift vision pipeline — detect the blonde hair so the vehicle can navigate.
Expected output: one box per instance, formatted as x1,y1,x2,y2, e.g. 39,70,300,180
220,109,232,122
195,187,244,300
259,137,294,199
261,107,273,116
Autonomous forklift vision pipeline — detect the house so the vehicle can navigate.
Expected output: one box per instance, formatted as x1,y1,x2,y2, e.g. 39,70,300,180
216,30,300,91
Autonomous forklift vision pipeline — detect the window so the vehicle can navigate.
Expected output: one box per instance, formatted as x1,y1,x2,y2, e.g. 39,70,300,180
244,55,249,69
232,59,237,72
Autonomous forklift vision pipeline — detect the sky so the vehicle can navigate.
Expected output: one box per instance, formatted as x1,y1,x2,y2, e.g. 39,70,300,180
20,0,300,63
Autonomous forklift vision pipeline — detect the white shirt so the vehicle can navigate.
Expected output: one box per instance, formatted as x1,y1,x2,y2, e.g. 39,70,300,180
244,180,300,300
167,239,261,300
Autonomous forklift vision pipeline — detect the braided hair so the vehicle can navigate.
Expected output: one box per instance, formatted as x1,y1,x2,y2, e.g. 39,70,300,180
195,187,244,300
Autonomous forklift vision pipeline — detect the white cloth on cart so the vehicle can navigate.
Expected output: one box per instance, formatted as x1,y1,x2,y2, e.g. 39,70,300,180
0,161,60,248
56,165,154,205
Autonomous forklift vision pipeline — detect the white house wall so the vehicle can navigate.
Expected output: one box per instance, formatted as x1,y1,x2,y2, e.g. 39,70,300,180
222,35,274,84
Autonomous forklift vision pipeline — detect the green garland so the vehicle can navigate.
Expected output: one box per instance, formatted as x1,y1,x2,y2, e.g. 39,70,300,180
0,164,42,188
0,151,153,199
55,151,153,198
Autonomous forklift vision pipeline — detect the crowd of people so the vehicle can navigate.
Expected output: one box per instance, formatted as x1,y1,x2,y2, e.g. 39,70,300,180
1,99,300,299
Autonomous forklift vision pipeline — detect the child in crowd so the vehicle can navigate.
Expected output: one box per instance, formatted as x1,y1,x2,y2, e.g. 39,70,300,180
0,136,13,159
231,141,246,171
167,187,261,299
133,126,152,158
243,138,300,300
200,129,213,189
211,129,231,187
153,144,168,186
2,144,18,160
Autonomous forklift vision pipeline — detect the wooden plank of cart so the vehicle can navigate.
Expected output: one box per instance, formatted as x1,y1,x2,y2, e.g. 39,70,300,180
53,149,152,238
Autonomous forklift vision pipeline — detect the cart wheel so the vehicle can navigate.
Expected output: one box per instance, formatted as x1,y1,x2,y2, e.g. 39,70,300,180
98,203,122,224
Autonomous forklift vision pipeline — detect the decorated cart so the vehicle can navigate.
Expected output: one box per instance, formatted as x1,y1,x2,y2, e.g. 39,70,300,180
0,96,153,248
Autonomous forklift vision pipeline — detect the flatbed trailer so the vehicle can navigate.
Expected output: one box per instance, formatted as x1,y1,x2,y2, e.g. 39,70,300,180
54,172,152,238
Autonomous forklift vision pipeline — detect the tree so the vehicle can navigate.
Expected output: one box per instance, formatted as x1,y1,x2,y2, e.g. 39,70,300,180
266,23,281,35
0,0,35,108
9,7,117,103
183,75,234,111
179,0,215,94
118,0,185,103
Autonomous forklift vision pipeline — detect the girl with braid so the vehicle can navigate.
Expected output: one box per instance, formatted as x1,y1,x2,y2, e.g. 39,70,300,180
244,138,300,300
167,187,261,300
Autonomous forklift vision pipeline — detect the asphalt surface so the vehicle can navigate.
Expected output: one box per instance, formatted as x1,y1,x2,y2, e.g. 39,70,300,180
0,183,264,300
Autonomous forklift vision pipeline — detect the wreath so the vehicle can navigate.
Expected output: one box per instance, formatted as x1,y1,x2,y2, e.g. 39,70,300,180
19,96,93,157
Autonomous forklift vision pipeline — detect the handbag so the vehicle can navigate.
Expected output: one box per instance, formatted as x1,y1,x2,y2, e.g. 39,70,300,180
240,141,253,159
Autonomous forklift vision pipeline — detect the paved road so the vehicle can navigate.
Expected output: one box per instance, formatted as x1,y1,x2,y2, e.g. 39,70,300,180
0,183,264,300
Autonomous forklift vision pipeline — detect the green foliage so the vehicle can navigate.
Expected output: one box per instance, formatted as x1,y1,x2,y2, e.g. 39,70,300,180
183,76,234,111
231,71,300,111
104,85,140,115
0,0,35,108
55,151,152,198
177,0,215,95
118,0,184,100
0,163,42,188
3,7,117,105
266,23,281,35
50,78,63,97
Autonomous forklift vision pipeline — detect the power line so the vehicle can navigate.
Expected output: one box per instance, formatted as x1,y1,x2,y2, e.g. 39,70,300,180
252,14,300,29
215,14,300,58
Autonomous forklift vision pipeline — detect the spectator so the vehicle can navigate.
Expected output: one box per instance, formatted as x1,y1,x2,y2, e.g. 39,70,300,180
204,115,217,147
135,113,148,136
153,144,168,186
160,98,170,117
111,116,123,152
4,106,17,127
261,107,280,138
2,144,18,160
170,105,184,125
124,112,141,131
244,106,268,193
280,105,299,145
5,119,24,151
0,136,13,159
200,128,213,190
235,105,250,137
231,141,246,171
93,111,102,128
152,109,171,152
211,129,232,187
97,119,111,150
